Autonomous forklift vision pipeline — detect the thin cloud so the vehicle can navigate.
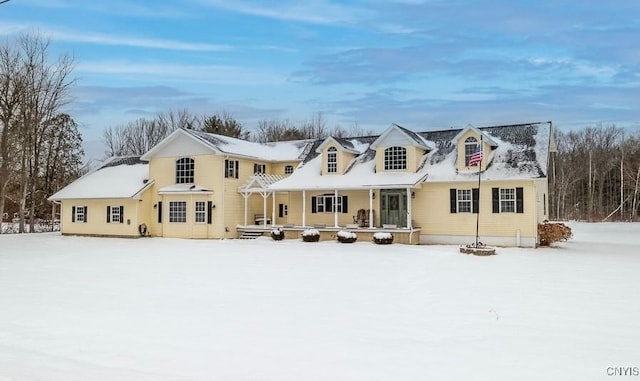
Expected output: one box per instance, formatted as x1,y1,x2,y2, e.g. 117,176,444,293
77,61,288,86
0,23,231,52
194,0,368,25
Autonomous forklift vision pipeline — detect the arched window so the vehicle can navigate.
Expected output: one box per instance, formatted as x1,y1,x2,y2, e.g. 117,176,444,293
327,147,337,173
175,157,194,183
384,146,407,170
464,137,479,166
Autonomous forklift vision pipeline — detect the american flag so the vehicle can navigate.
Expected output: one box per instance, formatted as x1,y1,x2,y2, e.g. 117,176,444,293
468,145,483,166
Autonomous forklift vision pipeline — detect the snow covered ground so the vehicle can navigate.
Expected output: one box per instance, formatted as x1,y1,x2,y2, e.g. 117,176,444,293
1,222,639,380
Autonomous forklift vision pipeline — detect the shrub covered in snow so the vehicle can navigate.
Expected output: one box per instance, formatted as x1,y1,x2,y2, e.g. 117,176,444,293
302,228,320,242
270,228,285,241
336,230,357,243
372,232,393,244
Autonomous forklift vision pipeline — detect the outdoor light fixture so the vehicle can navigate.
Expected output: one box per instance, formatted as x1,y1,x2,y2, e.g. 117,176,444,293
153,203,157,209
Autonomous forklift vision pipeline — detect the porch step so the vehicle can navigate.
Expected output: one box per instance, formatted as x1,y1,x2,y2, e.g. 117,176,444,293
238,230,264,239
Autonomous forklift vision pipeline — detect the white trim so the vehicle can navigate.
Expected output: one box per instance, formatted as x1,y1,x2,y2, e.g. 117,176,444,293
452,125,499,147
140,129,220,160
315,136,360,154
370,124,429,150
419,234,536,248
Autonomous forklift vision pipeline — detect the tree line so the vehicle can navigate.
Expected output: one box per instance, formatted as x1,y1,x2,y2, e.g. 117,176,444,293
550,125,640,222
0,34,84,232
102,109,372,157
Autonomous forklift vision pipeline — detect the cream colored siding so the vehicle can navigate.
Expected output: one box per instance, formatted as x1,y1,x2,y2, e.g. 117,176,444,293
286,190,376,227
413,180,538,244
375,145,422,173
456,130,492,172
319,144,354,175
60,198,144,237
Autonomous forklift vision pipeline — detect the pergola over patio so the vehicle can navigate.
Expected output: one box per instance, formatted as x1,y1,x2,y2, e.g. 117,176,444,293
237,173,284,226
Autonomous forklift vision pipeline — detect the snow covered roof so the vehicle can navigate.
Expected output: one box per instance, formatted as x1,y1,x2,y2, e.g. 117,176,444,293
452,125,499,147
140,128,314,162
370,123,430,150
421,122,550,181
48,156,152,200
315,136,362,154
269,122,551,190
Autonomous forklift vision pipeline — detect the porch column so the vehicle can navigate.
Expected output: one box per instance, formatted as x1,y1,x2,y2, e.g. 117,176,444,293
242,193,249,226
334,189,339,227
271,192,276,227
406,187,413,229
262,192,267,227
302,190,306,227
369,189,373,228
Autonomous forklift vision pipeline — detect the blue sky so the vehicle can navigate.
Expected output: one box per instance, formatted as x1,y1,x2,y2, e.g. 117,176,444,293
2,0,639,158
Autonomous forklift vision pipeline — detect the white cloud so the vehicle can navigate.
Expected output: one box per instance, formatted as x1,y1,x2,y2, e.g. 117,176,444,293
0,23,230,52
194,0,369,25
77,61,287,86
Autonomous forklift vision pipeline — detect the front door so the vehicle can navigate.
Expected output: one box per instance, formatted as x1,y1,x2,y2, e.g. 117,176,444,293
380,190,407,227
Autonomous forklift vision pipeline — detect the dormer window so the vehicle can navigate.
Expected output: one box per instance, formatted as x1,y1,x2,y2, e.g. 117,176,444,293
327,147,337,173
384,146,407,170
464,137,480,166
175,157,194,183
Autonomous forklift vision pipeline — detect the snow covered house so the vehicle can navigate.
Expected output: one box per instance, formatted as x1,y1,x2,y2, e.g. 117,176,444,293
49,122,552,246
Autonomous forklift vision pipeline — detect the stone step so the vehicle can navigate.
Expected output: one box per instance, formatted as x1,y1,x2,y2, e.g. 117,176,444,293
238,230,264,239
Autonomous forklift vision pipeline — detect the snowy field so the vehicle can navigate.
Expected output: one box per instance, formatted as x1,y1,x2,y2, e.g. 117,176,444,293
1,222,639,381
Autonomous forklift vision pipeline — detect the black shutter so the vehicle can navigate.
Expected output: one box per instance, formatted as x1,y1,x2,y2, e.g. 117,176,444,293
311,196,317,213
234,160,239,179
224,159,229,178
472,188,479,214
449,189,457,213
107,206,111,223
72,206,76,222
342,196,348,213
84,206,88,223
158,201,163,223
516,187,524,213
207,201,212,224
120,206,124,223
279,203,284,218
492,188,500,213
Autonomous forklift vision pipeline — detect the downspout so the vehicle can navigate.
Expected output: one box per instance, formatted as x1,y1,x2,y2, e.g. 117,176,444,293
222,155,227,238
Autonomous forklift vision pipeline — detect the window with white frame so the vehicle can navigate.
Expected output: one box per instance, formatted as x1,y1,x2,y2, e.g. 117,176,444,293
253,163,266,174
169,201,187,222
500,188,516,212
194,201,206,223
327,147,337,173
225,159,238,178
457,189,472,213
109,206,122,223
73,206,87,223
464,137,478,166
284,165,294,174
176,157,195,183
315,194,343,213
384,146,407,170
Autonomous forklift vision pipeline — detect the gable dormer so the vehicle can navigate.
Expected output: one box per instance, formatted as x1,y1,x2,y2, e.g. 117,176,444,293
453,125,498,172
370,124,430,173
316,137,359,175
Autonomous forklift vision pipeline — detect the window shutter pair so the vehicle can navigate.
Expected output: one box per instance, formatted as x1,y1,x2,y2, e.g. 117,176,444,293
279,204,284,218
491,187,524,213
158,201,163,223
449,188,478,213
106,206,125,223
207,201,213,224
310,195,348,213
72,206,76,222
